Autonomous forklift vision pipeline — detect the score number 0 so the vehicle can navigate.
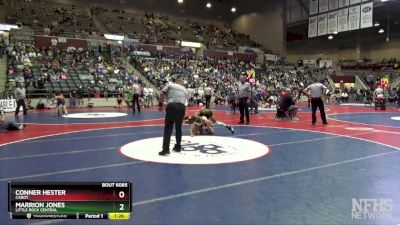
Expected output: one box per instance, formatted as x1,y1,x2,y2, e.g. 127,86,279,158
119,191,125,211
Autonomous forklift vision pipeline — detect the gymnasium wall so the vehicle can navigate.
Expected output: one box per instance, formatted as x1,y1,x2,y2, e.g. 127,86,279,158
230,0,286,56
55,0,227,27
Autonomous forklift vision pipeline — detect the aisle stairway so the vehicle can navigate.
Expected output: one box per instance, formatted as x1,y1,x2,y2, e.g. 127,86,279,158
122,57,160,98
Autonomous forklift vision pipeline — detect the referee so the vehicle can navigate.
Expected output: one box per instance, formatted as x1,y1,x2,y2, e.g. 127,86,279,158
204,84,213,109
131,81,141,114
304,81,328,125
159,78,189,156
14,83,27,116
237,75,251,124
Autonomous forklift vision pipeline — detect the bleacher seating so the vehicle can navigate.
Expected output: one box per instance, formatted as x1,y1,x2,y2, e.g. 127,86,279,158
6,0,98,38
95,8,263,50
6,0,269,52
5,43,136,97
339,58,400,70
130,53,331,104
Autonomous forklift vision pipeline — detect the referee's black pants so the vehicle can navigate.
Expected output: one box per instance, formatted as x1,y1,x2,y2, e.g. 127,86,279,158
132,93,140,113
238,97,250,123
205,95,211,109
311,97,327,124
162,102,186,151
15,99,27,115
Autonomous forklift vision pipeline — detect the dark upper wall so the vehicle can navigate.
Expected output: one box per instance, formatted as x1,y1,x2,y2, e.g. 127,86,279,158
30,0,285,51
231,0,286,55
49,0,278,23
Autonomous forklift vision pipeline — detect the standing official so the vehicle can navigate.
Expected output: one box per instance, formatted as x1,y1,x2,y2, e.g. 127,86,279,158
228,84,237,114
237,75,251,124
305,82,328,125
142,84,149,108
159,78,189,156
14,83,27,116
204,84,214,109
131,81,141,114
147,87,154,107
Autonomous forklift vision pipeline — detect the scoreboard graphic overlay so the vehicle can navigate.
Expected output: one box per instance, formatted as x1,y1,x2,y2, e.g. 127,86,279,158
8,182,132,220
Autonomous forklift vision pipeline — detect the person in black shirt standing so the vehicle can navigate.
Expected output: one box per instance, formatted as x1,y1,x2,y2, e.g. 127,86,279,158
397,88,400,108
70,89,78,108
77,86,84,107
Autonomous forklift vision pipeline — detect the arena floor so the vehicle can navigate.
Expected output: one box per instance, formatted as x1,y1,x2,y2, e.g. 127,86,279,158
1,103,399,225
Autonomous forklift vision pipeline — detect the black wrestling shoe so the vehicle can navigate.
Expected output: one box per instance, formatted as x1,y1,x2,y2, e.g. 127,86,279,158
173,145,181,153
158,150,170,156
227,126,235,134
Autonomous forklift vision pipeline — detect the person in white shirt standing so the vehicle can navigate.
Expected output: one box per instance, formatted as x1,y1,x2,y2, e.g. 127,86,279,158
142,84,149,108
14,83,27,116
147,87,154,107
131,81,141,114
159,78,189,156
204,84,214,109
304,82,328,125
237,76,251,124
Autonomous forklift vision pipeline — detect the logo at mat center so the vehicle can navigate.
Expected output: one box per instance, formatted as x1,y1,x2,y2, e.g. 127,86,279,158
120,136,270,165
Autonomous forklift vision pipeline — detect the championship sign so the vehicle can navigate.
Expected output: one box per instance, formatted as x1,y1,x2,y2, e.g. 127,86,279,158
0,99,17,112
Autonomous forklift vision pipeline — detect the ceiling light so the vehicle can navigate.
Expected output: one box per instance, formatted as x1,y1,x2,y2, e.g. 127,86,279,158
328,35,333,40
374,22,380,27
206,2,212,8
379,28,384,33
333,31,338,35
178,0,183,3
231,7,236,13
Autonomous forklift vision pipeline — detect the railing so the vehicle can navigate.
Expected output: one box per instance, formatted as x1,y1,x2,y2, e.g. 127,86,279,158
355,75,370,90
122,57,160,98
392,76,400,89
326,75,336,91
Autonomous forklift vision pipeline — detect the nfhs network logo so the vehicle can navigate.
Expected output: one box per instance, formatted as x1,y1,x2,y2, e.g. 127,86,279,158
351,198,393,220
